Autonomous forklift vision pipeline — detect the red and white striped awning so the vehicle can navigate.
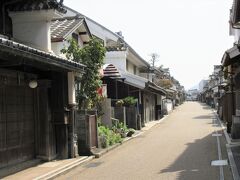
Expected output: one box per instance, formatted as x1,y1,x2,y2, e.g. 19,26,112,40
102,64,122,78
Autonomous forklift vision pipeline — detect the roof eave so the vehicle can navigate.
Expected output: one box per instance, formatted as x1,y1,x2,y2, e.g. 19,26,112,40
222,45,240,67
62,19,85,40
0,38,85,72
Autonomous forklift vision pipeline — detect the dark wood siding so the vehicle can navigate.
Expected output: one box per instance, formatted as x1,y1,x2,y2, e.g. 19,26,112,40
0,77,35,168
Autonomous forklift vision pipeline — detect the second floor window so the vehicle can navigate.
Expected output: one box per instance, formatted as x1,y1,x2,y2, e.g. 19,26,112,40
126,59,129,71
134,65,137,75
72,33,78,44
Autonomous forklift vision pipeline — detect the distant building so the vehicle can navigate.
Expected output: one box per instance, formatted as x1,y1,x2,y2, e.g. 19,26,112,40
187,89,199,101
199,79,208,93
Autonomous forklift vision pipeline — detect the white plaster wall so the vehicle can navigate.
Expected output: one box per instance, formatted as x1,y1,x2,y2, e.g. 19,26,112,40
127,60,135,74
51,31,84,58
127,50,148,67
171,85,177,91
105,51,127,71
126,60,151,80
233,29,240,43
139,73,148,79
51,41,67,58
136,67,140,76
12,20,51,52
85,19,119,45
64,7,119,45
164,99,173,113
68,72,76,104
148,73,154,82
9,10,62,52
157,95,162,105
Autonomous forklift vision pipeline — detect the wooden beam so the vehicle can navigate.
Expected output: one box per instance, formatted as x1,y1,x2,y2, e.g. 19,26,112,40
0,61,22,67
79,32,88,35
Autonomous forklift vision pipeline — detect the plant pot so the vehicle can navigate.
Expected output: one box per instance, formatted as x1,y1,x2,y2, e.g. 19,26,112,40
127,131,134,137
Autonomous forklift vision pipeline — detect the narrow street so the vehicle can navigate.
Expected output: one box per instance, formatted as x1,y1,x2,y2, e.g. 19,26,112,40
57,102,233,180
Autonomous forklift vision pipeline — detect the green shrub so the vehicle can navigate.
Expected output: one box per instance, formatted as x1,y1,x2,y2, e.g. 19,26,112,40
112,122,128,137
123,96,137,106
98,125,123,148
98,126,110,148
113,133,123,144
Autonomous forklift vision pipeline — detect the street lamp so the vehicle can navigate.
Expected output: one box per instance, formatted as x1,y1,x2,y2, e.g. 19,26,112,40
29,80,38,89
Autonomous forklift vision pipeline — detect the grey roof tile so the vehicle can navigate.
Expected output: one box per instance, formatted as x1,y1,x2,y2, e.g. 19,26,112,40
0,37,85,71
51,16,84,41
7,0,67,14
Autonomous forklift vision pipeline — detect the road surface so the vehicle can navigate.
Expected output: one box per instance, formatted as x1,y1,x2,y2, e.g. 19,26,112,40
57,102,233,180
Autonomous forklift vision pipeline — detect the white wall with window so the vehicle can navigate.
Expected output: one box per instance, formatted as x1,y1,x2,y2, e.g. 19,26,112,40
105,51,127,71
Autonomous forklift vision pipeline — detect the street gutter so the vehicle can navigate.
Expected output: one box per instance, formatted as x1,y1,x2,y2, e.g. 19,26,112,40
213,110,240,180
32,113,170,180
92,114,169,158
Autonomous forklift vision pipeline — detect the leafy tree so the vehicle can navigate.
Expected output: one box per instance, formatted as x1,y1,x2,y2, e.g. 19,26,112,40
61,38,106,109
155,79,173,89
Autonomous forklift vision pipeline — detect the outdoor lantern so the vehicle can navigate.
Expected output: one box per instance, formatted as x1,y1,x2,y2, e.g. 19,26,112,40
29,80,38,88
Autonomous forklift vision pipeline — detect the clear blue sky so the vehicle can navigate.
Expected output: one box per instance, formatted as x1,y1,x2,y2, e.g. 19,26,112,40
64,0,233,90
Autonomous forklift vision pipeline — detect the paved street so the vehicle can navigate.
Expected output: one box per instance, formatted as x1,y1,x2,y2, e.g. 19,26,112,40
56,102,233,180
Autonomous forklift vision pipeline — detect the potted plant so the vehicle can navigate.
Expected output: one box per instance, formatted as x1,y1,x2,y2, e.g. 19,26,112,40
127,128,135,137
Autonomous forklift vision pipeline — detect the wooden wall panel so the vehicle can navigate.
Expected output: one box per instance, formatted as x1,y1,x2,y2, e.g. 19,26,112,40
0,84,35,168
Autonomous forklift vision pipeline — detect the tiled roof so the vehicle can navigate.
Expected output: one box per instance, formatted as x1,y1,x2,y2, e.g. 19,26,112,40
222,45,240,66
51,16,85,41
145,81,166,95
7,0,67,14
0,37,85,72
103,64,122,78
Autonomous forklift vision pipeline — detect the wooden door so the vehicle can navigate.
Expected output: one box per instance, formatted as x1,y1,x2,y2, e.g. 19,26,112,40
0,85,35,168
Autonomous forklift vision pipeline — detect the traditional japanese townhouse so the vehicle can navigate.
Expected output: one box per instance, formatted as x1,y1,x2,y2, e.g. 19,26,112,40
208,65,224,109
104,42,165,126
198,79,208,102
50,15,91,56
153,67,181,113
64,6,167,128
221,0,240,137
0,0,86,175
50,13,99,156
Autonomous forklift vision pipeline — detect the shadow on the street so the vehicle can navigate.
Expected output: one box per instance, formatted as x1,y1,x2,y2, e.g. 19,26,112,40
84,162,104,168
198,102,212,110
193,115,213,119
158,134,218,180
202,106,212,110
